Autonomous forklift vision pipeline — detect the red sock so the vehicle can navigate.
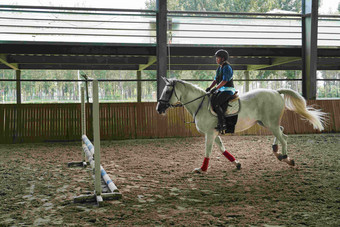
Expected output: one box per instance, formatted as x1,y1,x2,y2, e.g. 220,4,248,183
223,150,235,162
201,157,210,171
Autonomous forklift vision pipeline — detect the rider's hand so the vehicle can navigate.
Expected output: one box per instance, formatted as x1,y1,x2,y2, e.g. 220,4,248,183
205,87,211,92
210,87,217,93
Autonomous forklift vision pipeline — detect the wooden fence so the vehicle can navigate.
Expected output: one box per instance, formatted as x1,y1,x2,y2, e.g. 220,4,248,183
0,100,339,144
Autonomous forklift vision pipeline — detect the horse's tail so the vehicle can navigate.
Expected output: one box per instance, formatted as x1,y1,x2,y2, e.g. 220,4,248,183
277,89,327,131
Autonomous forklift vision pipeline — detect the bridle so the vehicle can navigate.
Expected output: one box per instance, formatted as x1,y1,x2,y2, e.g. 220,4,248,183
158,81,180,108
158,80,210,123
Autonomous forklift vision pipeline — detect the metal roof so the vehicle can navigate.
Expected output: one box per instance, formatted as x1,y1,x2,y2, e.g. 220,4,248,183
0,5,340,71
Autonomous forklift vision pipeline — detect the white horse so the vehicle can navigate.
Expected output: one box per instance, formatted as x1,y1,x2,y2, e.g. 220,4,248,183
156,78,326,173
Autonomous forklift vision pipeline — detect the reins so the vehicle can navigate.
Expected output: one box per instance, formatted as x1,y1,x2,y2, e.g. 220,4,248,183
171,91,210,124
158,79,212,124
170,93,209,108
189,95,207,124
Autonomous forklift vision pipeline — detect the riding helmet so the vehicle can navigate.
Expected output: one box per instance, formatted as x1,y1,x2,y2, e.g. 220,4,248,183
214,49,229,61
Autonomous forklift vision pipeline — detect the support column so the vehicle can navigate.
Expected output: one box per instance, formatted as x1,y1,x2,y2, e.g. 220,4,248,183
302,0,318,100
81,87,86,163
156,0,167,100
137,71,142,102
244,70,250,92
15,70,22,142
16,70,21,104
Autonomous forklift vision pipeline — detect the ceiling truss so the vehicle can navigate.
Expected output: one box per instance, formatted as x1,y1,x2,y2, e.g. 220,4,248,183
1,42,340,71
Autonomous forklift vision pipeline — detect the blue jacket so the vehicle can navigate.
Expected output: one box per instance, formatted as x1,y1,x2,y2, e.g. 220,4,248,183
214,64,235,94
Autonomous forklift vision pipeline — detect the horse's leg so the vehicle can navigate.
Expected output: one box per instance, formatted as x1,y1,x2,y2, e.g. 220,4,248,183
272,126,286,157
214,136,241,170
193,132,217,173
271,126,295,166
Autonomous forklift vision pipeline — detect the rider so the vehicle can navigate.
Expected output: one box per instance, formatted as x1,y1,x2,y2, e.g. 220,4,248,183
205,49,236,133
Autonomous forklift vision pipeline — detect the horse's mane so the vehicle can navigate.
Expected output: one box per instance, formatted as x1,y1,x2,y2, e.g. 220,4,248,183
170,78,206,95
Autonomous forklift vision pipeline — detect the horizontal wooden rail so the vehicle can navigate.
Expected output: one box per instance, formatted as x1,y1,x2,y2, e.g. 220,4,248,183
0,100,339,143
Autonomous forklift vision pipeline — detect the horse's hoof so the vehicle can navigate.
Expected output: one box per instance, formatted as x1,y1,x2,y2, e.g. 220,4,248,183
274,152,283,161
272,144,278,152
193,168,206,174
236,163,241,170
282,157,295,166
286,159,295,166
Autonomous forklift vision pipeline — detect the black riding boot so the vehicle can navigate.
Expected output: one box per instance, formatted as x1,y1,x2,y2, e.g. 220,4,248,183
215,106,228,133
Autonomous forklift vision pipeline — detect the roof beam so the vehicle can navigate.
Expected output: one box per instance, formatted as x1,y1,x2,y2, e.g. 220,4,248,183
165,57,271,65
247,57,300,70
1,43,157,55
1,42,302,57
170,46,301,57
0,54,19,70
139,56,157,71
146,64,248,71
7,55,149,65
13,64,139,70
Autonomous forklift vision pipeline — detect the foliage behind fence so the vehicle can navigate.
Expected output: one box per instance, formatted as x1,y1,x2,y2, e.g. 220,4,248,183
0,100,339,144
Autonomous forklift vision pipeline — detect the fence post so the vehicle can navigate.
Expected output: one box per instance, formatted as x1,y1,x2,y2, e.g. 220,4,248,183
15,70,22,142
81,87,86,164
137,71,142,102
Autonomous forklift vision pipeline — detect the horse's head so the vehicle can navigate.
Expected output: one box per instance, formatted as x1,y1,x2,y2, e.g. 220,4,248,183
156,78,180,114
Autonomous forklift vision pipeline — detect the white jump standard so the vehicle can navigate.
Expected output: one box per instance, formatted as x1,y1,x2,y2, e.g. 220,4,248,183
68,80,121,205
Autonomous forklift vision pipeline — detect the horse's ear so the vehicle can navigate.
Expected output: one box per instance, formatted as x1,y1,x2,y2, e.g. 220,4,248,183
162,77,170,85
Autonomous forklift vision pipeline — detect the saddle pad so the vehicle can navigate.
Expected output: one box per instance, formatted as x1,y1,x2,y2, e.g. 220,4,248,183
226,98,241,116
209,98,241,117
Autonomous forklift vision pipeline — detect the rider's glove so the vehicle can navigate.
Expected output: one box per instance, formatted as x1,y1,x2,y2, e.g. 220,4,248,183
205,87,211,92
210,87,217,93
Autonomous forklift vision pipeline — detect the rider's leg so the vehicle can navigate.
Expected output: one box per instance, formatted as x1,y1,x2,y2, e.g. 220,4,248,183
211,92,219,112
215,107,227,131
214,136,241,169
212,91,224,131
215,92,232,132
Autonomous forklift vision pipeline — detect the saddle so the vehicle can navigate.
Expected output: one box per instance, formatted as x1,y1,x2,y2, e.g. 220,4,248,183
209,91,241,117
229,91,239,101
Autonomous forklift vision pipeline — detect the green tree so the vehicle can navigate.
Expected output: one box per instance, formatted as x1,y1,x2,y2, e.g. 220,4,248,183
275,0,301,12
318,71,340,98
146,0,301,13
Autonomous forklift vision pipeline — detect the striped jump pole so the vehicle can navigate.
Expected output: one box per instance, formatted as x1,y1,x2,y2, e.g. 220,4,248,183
69,79,121,205
82,135,119,193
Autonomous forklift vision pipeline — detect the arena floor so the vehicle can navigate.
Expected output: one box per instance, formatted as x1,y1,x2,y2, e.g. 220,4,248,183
1,134,339,226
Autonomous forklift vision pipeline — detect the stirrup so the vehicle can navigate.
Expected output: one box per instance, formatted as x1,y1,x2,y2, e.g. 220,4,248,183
215,124,228,134
224,123,236,134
